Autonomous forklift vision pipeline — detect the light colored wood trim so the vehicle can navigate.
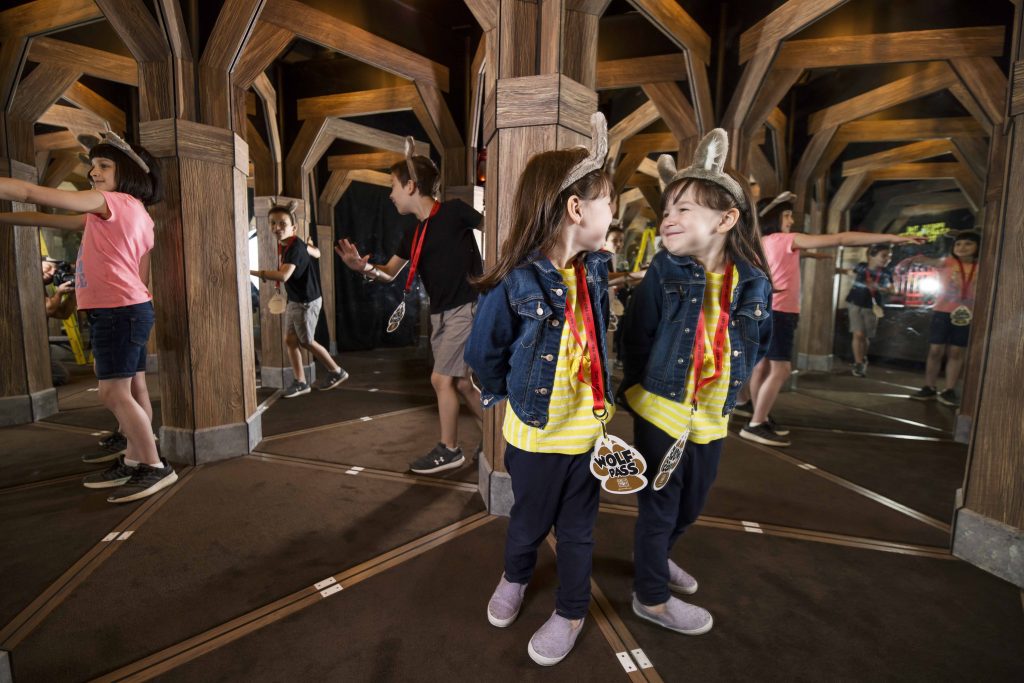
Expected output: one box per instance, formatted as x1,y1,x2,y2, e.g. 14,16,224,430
327,151,404,172
233,19,293,88
464,0,498,31
252,73,283,194
0,0,102,42
62,81,126,133
837,117,986,142
596,54,687,90
842,139,957,177
10,63,80,122
27,36,138,86
38,103,106,133
776,26,1005,69
867,161,964,181
93,0,170,63
808,62,958,134
33,130,83,152
621,131,677,154
740,0,851,64
262,0,449,92
609,100,660,150
297,86,417,120
319,170,349,208
642,81,698,140
625,0,711,64
346,169,392,188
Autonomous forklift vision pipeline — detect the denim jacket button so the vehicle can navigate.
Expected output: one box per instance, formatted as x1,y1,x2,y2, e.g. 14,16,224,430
537,387,549,395
677,357,685,364
483,397,491,405
554,288,563,296
669,392,676,397
691,298,697,304
730,321,736,327
529,419,540,426
733,350,741,357
543,353,554,361
733,380,741,386
536,305,544,315
684,328,691,333
551,319,560,327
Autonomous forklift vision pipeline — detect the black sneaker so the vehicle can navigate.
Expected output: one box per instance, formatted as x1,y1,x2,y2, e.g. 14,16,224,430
909,386,937,401
106,459,178,503
733,400,753,418
82,457,137,489
318,369,349,391
82,448,125,464
410,443,465,474
739,422,791,447
852,362,867,378
766,415,790,437
99,430,127,451
937,389,960,407
282,380,311,398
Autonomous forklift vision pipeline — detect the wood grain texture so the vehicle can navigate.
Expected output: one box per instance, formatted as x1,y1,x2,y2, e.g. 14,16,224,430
743,66,801,137
609,100,660,150
315,223,336,348
94,0,169,62
495,73,597,136
613,151,645,193
38,104,107,133
950,57,1008,128
327,151,404,172
949,83,994,136
156,0,192,61
62,81,126,133
837,117,985,142
414,82,465,150
247,118,274,195
319,170,349,208
867,161,963,181
41,149,80,187
346,169,392,187
33,130,82,151
642,81,698,140
775,26,1005,69
625,0,710,64
138,59,176,122
465,0,498,31
233,19,293,88
750,145,780,197
808,62,958,134
262,0,449,91
234,166,258,418
0,0,102,42
792,126,837,221
841,139,956,176
740,0,851,64
10,64,80,122
596,54,687,90
561,8,598,88
1012,60,1024,117
297,86,417,120
621,131,677,154
252,73,282,194
140,119,237,166
200,0,264,70
27,36,137,86
498,0,538,79
685,54,714,134
952,136,990,181
722,45,775,132
826,173,872,232
0,37,28,115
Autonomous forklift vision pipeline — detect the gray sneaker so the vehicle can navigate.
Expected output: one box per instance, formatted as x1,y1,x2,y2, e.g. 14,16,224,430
527,612,584,666
487,574,527,627
282,380,311,398
409,443,465,474
318,369,349,391
668,559,698,595
106,459,178,504
83,457,137,489
632,594,713,635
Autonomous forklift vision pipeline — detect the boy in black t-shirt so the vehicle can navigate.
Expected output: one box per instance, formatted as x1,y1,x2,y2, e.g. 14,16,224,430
336,147,483,474
252,202,348,398
840,244,893,377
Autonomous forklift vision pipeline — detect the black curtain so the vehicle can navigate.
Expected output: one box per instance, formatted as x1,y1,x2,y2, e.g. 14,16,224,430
333,181,423,351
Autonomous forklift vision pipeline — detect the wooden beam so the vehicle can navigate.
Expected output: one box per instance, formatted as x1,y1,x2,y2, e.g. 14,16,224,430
642,82,698,140
868,162,964,181
346,169,391,188
609,100,660,150
624,0,711,64
327,151,404,171
899,201,973,217
156,0,193,61
952,137,989,180
621,132,677,155
722,46,775,132
10,63,80,122
808,62,958,134
949,83,995,136
319,170,349,208
27,37,138,86
233,19,293,88
297,86,417,120
842,139,956,176
41,149,80,187
94,0,169,63
0,0,102,42
750,144,780,197
949,57,1008,129
613,151,645,193
62,81,126,133
743,66,801,136
200,0,265,71
827,173,873,232
34,130,83,152
261,0,449,91
38,103,106,133
252,72,282,194
775,26,1005,69
464,0,498,32
740,0,851,64
596,54,688,90
685,53,714,133
837,117,986,142
413,82,463,150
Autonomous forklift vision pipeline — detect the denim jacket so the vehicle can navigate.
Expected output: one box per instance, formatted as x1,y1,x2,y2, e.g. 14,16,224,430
619,250,772,416
465,250,613,429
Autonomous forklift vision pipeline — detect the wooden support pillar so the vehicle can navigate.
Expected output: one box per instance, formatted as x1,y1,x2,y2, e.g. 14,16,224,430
473,0,598,514
952,5,1024,588
316,223,337,354
795,176,835,371
253,196,313,388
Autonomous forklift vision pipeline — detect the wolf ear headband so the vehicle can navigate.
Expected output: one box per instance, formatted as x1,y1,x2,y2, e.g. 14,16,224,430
758,191,797,217
656,128,747,211
77,129,151,174
403,137,439,189
559,112,609,192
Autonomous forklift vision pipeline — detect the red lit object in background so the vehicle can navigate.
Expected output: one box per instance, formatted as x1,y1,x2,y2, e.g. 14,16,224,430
890,257,941,308
476,148,487,185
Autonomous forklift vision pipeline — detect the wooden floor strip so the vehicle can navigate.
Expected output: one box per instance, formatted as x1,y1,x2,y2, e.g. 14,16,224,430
794,390,948,434
258,404,434,443
249,451,478,493
94,512,496,682
32,421,111,437
0,467,198,649
0,472,88,495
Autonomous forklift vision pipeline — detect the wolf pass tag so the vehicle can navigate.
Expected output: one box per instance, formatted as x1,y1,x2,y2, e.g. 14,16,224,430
653,428,689,491
590,434,647,494
268,292,286,315
950,304,972,327
386,300,406,333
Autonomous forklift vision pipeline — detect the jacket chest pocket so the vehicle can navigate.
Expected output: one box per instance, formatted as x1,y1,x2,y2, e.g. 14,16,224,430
663,284,697,323
733,302,767,347
516,299,553,349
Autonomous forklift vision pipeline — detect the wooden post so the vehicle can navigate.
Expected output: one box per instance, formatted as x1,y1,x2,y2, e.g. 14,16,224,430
472,0,599,514
794,176,835,371
316,223,337,354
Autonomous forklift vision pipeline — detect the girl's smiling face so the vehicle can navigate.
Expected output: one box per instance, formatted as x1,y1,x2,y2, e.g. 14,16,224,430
659,185,735,257
953,238,978,261
89,156,117,192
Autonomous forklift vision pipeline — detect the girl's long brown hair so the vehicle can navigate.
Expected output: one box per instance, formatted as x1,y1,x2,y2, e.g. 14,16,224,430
474,147,614,292
660,171,773,285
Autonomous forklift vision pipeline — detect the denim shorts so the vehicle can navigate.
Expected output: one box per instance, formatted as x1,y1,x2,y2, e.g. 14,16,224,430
87,301,154,380
928,311,970,348
767,311,799,361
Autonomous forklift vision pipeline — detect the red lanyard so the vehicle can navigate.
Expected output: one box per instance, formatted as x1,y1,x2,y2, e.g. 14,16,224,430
863,267,878,294
275,236,297,293
690,263,734,411
561,260,607,420
953,258,976,302
405,201,440,292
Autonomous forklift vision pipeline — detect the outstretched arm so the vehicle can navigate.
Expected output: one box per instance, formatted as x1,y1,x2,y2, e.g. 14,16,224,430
0,179,108,218
334,238,407,283
251,263,297,283
0,211,87,231
792,231,926,250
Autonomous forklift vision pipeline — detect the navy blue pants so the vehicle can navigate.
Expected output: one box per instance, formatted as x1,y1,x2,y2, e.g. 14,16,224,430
504,444,600,620
632,415,723,605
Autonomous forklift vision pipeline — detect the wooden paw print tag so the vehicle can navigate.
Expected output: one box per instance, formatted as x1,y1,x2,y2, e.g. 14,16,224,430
590,435,648,494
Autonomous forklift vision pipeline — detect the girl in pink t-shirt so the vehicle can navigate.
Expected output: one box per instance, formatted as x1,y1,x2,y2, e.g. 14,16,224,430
0,133,176,504
737,194,924,448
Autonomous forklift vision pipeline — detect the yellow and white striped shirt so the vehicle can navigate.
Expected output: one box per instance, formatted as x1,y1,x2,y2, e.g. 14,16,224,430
504,267,612,454
625,267,738,444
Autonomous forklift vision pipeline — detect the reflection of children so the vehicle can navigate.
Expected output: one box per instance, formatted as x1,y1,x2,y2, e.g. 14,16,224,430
842,245,893,377
465,115,614,667
620,130,772,637
908,231,980,407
